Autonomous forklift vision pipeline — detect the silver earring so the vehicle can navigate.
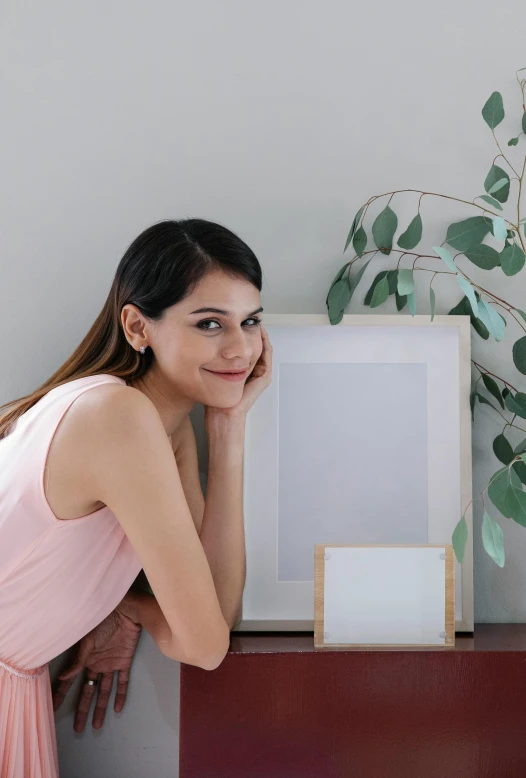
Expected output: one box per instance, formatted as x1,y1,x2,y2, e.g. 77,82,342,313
139,345,146,355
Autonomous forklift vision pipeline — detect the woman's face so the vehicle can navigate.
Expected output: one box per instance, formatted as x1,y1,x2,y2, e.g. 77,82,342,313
148,268,264,408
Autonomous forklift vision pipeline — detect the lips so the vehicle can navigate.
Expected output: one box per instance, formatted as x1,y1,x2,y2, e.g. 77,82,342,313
204,368,248,382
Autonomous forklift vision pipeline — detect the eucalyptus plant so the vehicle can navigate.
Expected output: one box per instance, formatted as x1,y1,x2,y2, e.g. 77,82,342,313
326,68,526,569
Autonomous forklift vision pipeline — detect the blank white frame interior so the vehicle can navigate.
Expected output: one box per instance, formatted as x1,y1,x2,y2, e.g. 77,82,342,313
314,544,455,649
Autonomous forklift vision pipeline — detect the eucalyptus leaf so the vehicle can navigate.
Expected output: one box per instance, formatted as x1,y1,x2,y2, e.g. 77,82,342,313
508,137,519,146
386,270,399,295
488,466,513,517
448,295,489,340
513,336,526,375
482,373,504,408
478,194,503,211
452,515,468,563
433,244,457,272
364,271,388,305
484,165,510,204
395,290,407,312
470,390,476,421
352,226,367,258
505,483,526,527
344,205,365,253
370,275,390,308
397,213,423,250
492,217,508,242
476,392,499,412
326,262,350,306
372,206,398,255
514,437,526,454
446,217,492,251
512,460,526,485
397,269,415,296
406,289,416,316
488,177,509,195
517,309,526,322
500,243,525,276
482,91,504,129
348,257,374,305
327,278,351,323
493,433,515,465
456,276,478,316
463,244,500,270
504,391,526,418
482,510,505,567
477,300,505,341
430,284,435,321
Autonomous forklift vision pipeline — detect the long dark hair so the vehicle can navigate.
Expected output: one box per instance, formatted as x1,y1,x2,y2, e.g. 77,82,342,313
0,218,263,438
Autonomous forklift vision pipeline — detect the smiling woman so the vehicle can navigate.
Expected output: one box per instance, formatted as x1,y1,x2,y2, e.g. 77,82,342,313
0,218,272,777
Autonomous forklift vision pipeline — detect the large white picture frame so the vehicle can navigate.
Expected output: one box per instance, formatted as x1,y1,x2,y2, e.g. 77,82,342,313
237,314,474,633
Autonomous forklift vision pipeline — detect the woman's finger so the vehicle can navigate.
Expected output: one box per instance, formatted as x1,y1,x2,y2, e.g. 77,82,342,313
114,667,131,713
73,671,100,733
92,671,115,729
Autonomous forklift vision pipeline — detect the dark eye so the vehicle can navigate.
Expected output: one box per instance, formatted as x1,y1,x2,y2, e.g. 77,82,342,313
197,317,262,331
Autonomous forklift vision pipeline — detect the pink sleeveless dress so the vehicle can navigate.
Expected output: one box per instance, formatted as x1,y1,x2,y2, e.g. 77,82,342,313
0,374,143,778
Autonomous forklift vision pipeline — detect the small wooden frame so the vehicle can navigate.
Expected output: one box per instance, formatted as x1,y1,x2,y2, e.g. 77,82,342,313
314,544,455,649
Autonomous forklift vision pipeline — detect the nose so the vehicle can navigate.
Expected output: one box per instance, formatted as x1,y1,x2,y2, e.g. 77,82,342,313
219,328,254,362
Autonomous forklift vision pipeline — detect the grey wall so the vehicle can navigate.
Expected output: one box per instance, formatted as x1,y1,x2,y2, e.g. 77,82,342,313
2,0,526,774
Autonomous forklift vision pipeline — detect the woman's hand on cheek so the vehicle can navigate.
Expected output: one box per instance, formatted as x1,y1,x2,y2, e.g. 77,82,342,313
204,324,273,425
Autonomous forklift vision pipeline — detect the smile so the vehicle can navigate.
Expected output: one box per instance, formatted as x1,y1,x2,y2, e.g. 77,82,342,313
204,369,248,382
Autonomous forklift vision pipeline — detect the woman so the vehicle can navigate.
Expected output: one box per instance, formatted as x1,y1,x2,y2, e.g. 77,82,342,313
0,218,272,777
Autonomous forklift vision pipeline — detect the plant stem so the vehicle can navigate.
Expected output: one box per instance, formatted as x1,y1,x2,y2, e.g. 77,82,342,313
472,360,518,392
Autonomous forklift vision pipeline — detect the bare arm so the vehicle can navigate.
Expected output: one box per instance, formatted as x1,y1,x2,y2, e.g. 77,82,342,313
85,388,230,671
199,416,246,630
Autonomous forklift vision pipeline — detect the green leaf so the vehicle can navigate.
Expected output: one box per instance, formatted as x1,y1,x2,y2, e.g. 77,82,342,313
488,466,513,517
386,269,399,295
352,226,367,258
504,391,526,419
430,284,435,321
456,276,478,317
500,243,525,276
344,206,365,253
513,336,526,374
397,269,414,296
448,295,489,340
452,515,468,563
512,459,526,485
517,309,526,322
446,217,492,251
478,194,503,211
433,244,457,272
370,275,390,308
488,177,509,195
364,271,388,305
395,290,407,311
484,165,510,204
347,257,374,305
493,433,515,465
505,482,526,527
476,392,499,412
406,289,416,316
397,213,423,251
514,437,526,454
508,137,519,146
482,373,504,408
482,510,505,567
469,392,477,421
463,244,500,270
372,206,398,255
327,279,352,323
492,217,508,242
477,300,505,341
482,91,504,129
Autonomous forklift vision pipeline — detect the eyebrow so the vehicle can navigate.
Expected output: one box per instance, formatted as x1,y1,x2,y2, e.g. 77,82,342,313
189,306,264,317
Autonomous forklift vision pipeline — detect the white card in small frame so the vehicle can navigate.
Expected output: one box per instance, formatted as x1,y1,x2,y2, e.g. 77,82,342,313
314,544,455,649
